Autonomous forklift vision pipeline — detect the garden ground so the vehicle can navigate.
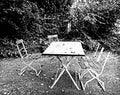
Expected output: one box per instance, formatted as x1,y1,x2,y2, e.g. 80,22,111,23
0,52,120,95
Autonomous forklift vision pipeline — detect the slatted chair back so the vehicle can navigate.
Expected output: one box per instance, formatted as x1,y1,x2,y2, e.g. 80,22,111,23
16,39,42,76
92,43,105,62
97,47,104,62
47,35,59,43
80,52,110,91
80,46,105,70
16,39,28,59
94,43,100,57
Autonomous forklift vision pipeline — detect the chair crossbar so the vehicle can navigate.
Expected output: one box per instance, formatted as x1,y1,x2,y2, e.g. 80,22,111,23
79,52,110,91
16,39,42,76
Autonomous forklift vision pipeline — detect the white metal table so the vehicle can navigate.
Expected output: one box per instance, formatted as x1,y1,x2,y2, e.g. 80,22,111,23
42,41,85,90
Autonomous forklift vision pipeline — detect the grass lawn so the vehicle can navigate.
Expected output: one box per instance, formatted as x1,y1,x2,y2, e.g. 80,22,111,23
0,52,120,95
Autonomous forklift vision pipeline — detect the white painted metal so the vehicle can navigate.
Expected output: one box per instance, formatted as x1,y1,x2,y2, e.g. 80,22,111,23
79,52,110,91
43,41,85,90
43,42,85,56
16,39,41,76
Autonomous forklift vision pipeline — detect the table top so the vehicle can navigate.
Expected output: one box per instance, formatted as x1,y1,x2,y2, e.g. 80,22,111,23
42,42,85,56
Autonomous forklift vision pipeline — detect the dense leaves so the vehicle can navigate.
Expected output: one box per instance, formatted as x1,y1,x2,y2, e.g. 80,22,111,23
1,0,120,58
69,0,120,50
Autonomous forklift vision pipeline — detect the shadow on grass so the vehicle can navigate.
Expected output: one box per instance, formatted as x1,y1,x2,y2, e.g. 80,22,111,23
0,70,86,95
0,52,120,95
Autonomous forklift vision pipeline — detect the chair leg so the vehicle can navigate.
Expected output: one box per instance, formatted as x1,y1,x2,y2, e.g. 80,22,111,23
80,69,89,78
20,65,28,75
78,73,85,90
97,78,106,91
36,70,41,76
84,71,106,91
84,77,95,89
20,68,26,75
54,68,59,80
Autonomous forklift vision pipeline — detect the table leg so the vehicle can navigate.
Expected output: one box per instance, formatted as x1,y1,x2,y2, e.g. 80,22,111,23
50,67,65,89
63,65,80,90
50,56,69,89
51,56,80,90
75,71,78,85
59,56,80,90
50,56,73,89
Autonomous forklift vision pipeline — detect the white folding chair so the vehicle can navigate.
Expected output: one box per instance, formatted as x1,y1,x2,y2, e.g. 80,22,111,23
16,39,29,59
79,52,110,91
67,22,71,33
47,34,59,43
94,43,100,57
47,35,60,79
93,43,105,62
16,39,41,76
86,44,105,69
97,47,104,62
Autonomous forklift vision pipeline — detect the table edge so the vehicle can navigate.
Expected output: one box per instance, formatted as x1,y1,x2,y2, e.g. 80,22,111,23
42,54,85,56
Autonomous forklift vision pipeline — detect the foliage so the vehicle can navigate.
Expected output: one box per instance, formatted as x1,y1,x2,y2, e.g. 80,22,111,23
69,0,120,51
0,0,71,38
0,0,44,39
0,38,18,58
0,0,46,58
1,0,120,58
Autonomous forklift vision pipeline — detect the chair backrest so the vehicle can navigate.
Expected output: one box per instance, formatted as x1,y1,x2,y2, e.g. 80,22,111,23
92,42,105,62
47,35,59,43
67,22,71,33
99,52,110,75
97,47,104,62
94,43,100,57
16,39,28,59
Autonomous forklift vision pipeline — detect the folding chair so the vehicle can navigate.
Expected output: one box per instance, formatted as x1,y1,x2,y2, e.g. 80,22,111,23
67,22,71,33
50,56,81,90
47,35,61,79
97,47,104,62
86,44,104,69
79,52,110,91
93,43,105,61
16,39,41,76
93,43,100,57
16,39,29,59
47,34,59,43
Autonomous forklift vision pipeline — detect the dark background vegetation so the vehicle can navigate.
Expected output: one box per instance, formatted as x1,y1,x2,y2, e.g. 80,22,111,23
1,0,120,58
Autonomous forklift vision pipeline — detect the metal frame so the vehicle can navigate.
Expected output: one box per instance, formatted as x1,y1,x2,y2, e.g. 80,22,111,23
47,35,60,78
50,56,81,90
16,39,41,76
47,35,59,43
79,52,110,91
16,39,28,59
88,44,105,68
42,41,86,90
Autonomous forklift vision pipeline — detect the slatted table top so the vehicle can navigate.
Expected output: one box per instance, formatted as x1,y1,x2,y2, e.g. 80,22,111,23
42,42,85,56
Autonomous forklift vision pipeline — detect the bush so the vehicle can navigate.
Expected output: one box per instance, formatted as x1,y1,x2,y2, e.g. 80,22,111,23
1,0,120,58
69,0,120,52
